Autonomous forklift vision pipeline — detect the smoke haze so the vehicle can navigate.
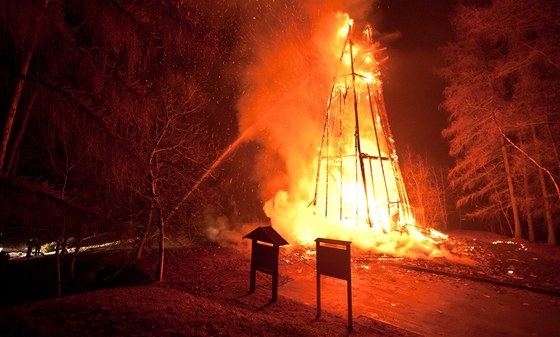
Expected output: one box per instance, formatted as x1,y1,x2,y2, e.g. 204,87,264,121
234,1,372,240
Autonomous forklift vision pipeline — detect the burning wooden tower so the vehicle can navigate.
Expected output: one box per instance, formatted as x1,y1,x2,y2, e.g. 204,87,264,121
310,19,413,233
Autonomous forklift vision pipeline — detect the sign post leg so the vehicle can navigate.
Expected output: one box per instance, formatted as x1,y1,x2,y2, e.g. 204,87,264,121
347,277,352,331
272,270,278,302
316,274,321,318
249,266,256,294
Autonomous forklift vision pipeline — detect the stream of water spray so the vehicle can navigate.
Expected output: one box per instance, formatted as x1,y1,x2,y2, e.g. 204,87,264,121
168,126,255,220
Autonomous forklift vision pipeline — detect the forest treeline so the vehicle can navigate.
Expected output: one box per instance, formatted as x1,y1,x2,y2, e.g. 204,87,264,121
0,0,245,285
440,0,559,243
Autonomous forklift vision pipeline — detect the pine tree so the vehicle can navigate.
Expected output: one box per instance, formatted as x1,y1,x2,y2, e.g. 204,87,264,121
441,0,559,242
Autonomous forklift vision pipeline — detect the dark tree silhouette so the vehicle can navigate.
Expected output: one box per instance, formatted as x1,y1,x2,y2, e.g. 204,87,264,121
0,0,230,286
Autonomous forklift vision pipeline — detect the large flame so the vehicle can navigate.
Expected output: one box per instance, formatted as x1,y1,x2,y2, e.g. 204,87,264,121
238,8,448,258
308,15,419,240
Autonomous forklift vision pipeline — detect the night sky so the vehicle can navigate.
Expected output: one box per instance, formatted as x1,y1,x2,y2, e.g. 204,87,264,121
373,0,457,167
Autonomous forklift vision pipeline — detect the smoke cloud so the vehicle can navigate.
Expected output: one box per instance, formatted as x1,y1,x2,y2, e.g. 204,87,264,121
230,1,378,240
232,1,437,255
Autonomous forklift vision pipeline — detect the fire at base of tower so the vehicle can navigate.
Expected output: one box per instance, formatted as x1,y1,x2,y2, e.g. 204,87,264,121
310,17,414,236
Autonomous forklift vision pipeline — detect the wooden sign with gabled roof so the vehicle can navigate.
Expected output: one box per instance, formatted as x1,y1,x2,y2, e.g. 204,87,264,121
243,226,288,302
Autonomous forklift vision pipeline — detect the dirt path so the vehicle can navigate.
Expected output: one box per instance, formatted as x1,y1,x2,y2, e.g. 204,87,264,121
280,257,560,337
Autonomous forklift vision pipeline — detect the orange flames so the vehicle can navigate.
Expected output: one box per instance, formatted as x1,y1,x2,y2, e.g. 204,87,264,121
238,11,449,258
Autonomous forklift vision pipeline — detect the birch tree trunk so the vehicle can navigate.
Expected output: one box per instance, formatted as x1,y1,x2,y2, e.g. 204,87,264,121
2,90,37,176
501,139,522,238
149,147,165,281
157,208,165,281
531,126,556,244
133,201,154,261
545,124,560,172
70,231,83,281
438,168,448,230
0,48,33,174
55,220,67,298
537,165,556,244
522,164,535,242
